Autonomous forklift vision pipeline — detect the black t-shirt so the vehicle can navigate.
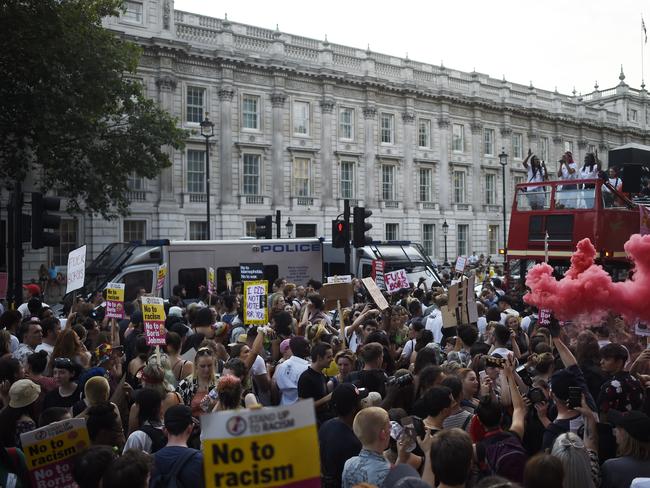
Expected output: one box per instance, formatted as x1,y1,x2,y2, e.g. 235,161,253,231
298,367,330,423
43,386,81,411
319,418,361,488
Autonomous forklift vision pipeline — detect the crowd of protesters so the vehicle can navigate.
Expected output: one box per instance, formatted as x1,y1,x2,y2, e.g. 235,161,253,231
1,272,650,488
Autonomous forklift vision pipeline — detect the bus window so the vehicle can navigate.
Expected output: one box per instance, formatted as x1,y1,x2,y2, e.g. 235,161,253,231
516,186,551,211
178,268,207,299
555,186,581,209
123,270,153,302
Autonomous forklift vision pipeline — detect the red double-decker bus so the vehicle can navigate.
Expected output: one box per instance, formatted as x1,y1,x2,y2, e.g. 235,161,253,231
506,178,644,284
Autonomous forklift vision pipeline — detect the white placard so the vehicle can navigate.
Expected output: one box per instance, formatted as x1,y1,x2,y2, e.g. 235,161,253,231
66,245,87,294
327,275,352,284
384,269,410,294
455,256,467,273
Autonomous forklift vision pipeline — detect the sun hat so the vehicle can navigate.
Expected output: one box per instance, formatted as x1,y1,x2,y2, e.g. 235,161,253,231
9,379,41,408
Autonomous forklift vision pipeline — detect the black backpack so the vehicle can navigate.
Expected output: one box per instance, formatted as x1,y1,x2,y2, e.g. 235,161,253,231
139,424,168,453
150,449,197,488
476,431,528,483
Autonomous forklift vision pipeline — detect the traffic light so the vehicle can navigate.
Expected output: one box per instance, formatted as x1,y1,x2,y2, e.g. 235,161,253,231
31,192,61,249
332,219,348,248
353,206,372,248
255,215,273,239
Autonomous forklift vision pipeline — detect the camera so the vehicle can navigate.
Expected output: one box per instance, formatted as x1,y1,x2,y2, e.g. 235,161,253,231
527,387,546,404
516,364,534,387
386,373,414,387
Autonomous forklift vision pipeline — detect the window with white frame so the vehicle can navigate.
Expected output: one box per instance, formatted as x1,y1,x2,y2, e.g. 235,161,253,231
628,108,638,122
123,1,143,23
512,133,523,159
457,224,469,257
127,172,144,191
488,225,499,255
422,224,435,257
382,165,395,201
123,220,146,242
186,86,205,124
513,175,525,187
245,222,256,238
452,124,464,152
539,137,549,162
418,119,431,148
242,95,260,130
189,221,208,240
339,107,354,140
485,173,496,205
380,113,395,144
419,167,433,202
588,144,597,154
564,140,573,154
293,101,310,136
293,158,311,197
484,128,495,156
385,223,399,241
340,161,355,199
186,149,205,194
453,170,466,203
53,219,78,266
242,154,261,195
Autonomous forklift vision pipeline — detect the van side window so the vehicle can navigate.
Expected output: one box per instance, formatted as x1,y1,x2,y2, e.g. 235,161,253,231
123,270,153,303
361,264,372,278
178,268,206,299
216,265,279,293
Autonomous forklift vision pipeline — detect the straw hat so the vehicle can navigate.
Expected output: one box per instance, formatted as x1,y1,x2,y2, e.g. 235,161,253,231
9,379,41,408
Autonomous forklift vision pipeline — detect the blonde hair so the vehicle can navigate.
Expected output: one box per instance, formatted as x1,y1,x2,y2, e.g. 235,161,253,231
84,376,110,406
352,406,388,446
551,432,595,488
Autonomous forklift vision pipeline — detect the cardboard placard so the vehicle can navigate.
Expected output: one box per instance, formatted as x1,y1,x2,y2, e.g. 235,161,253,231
372,259,385,290
361,277,389,310
156,263,168,291
441,305,458,328
447,283,459,309
240,263,264,281
105,282,125,319
384,269,410,294
326,275,352,284
142,296,166,345
208,267,216,295
244,281,268,325
320,282,354,310
66,245,87,294
467,274,479,323
455,256,467,273
21,418,90,488
459,278,469,324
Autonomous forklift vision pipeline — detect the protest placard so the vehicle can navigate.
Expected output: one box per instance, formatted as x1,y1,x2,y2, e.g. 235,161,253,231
371,259,385,290
467,274,479,323
142,296,166,345
208,267,216,295
361,277,389,310
326,275,352,284
105,282,125,319
0,272,7,300
66,245,86,294
441,305,458,328
455,256,467,273
201,400,320,488
538,309,552,327
320,282,354,310
156,263,168,291
240,263,264,281
384,269,410,294
21,417,90,488
244,281,268,325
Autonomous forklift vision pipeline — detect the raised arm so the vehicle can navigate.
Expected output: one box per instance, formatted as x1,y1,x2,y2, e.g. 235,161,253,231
522,148,532,169
504,354,526,439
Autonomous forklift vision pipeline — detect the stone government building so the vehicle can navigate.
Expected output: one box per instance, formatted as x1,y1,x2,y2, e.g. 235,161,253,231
13,0,650,278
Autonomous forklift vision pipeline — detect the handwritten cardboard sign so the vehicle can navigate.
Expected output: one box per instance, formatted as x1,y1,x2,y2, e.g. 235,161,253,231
384,269,410,294
326,275,352,284
455,256,467,273
66,245,87,294
361,277,389,311
244,281,268,325
320,282,354,310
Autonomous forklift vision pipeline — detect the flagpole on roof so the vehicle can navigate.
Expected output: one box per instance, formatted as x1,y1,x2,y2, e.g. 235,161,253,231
642,15,647,88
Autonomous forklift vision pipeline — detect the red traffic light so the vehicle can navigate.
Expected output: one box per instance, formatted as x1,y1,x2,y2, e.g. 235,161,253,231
337,222,344,233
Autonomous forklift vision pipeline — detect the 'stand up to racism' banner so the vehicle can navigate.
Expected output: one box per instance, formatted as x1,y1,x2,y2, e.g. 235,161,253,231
201,400,320,488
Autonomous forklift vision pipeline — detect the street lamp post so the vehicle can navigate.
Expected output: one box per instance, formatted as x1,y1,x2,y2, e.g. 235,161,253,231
200,114,215,240
442,220,449,267
285,218,294,238
499,148,509,265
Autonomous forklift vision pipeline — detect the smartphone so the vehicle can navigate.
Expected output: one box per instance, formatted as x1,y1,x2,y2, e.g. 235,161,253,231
567,386,582,409
479,370,487,382
399,416,417,452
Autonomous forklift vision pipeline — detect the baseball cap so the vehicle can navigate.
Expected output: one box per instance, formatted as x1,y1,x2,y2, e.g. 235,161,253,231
164,404,194,432
279,338,291,355
9,379,41,408
168,306,183,317
609,410,650,442
22,284,41,296
331,383,364,416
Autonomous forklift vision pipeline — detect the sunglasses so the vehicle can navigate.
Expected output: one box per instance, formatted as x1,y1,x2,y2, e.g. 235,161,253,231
53,357,73,368
196,347,213,357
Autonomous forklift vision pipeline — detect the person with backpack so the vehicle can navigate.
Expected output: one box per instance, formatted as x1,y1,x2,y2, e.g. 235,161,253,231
123,388,166,454
150,404,203,488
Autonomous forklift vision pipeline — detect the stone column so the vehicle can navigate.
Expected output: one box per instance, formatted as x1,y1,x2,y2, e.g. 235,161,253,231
363,106,377,207
320,99,335,207
218,87,234,206
470,122,483,212
155,74,177,199
437,117,450,210
402,112,416,210
271,92,286,207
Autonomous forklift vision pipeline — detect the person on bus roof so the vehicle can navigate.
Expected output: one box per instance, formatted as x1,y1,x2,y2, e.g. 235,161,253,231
522,149,548,209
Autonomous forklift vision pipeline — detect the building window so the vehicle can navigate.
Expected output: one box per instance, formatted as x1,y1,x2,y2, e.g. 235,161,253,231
245,221,256,237
422,224,435,256
123,220,146,242
293,158,311,197
340,161,355,199
189,221,208,240
484,128,495,156
186,86,205,124
512,133,523,159
452,124,464,152
628,108,638,122
457,224,469,257
380,113,395,144
418,119,431,148
242,95,260,130
242,154,261,195
53,219,78,266
539,137,549,162
123,1,143,23
488,225,499,255
186,149,205,193
126,172,144,191
453,170,466,203
587,144,597,155
293,101,310,136
419,167,433,202
386,223,399,241
339,108,354,140
513,175,525,187
485,173,496,205
382,165,395,201
564,140,573,154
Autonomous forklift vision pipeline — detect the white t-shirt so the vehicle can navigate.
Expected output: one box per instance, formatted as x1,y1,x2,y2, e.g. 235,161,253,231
520,315,533,333
527,166,545,190
17,302,50,319
425,310,443,344
603,177,622,193
274,355,309,405
491,347,512,358
476,316,487,337
560,162,578,180
580,165,599,180
250,354,267,377
35,342,54,356
401,339,416,359
345,326,363,353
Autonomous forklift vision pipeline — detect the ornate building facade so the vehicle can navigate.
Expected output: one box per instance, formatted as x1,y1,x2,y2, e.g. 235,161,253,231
12,0,650,278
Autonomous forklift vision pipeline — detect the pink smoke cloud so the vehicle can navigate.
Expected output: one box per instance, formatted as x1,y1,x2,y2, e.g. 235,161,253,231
524,234,650,324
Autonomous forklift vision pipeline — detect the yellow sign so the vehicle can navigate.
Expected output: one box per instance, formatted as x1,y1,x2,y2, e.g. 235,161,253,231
201,400,320,488
243,280,268,325
105,282,125,319
156,263,168,291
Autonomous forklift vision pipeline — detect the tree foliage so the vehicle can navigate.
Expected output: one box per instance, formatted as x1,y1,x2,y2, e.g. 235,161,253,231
0,0,187,218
